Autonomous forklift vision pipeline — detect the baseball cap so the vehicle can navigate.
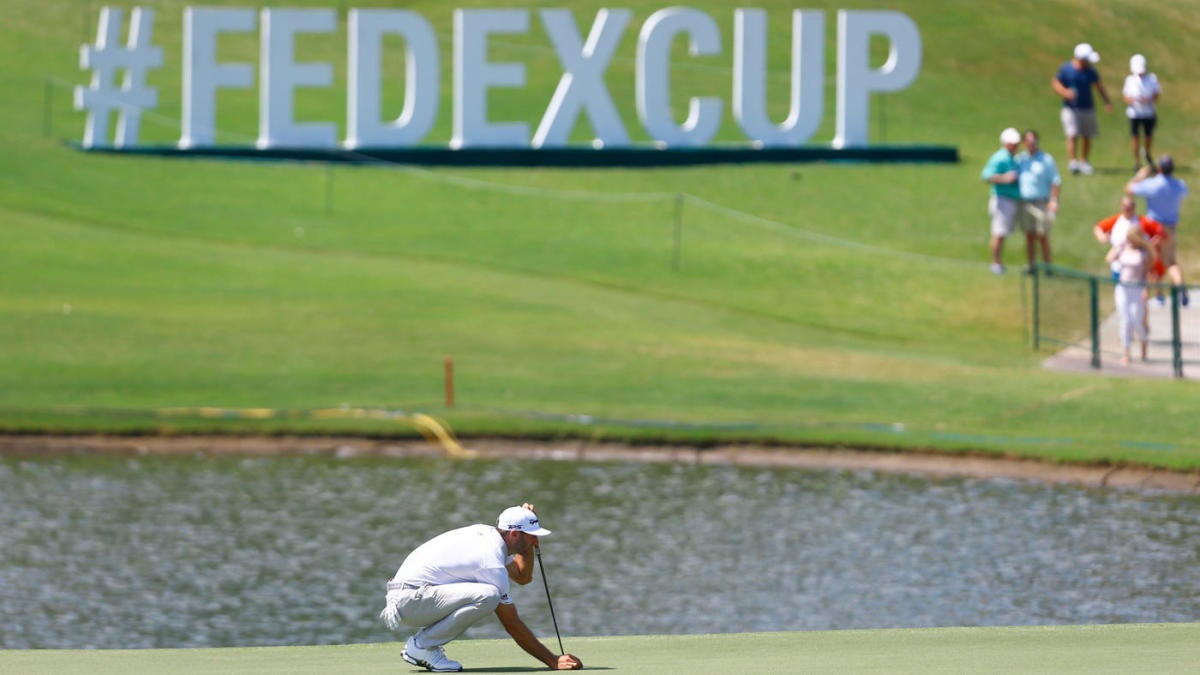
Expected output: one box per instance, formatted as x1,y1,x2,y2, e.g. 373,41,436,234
1000,127,1021,145
1130,54,1147,74
1158,155,1174,175
1074,43,1100,63
497,506,552,536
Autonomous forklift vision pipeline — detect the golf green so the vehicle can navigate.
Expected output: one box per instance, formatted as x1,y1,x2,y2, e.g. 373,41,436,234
5,624,1198,674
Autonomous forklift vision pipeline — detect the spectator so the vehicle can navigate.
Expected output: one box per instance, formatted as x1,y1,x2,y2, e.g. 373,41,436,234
1127,155,1189,305
1094,196,1166,338
981,127,1022,274
1105,227,1156,365
1051,43,1113,175
1123,54,1161,172
1015,129,1062,272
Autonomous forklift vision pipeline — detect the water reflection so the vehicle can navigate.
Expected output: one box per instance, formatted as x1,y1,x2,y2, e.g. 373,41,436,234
0,455,1196,648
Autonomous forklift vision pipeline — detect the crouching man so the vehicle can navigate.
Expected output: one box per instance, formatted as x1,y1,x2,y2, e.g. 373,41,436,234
380,504,583,672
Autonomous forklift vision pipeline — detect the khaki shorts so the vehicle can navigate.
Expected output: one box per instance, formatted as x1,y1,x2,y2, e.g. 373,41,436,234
1018,200,1054,235
988,195,1017,237
1160,228,1178,266
1061,107,1098,138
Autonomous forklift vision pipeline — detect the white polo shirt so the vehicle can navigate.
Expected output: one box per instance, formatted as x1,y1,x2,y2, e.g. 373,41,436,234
390,524,513,604
1123,73,1160,119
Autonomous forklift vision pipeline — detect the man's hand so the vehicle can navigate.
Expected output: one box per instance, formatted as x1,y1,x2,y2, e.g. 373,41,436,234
553,654,583,670
521,503,540,549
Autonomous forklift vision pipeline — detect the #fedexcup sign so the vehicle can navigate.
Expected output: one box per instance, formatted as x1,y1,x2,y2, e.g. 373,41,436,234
75,6,922,152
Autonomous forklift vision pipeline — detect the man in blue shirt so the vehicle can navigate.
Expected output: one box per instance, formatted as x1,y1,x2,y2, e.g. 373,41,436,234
1051,43,1113,175
1016,129,1062,272
981,127,1022,274
1127,155,1190,304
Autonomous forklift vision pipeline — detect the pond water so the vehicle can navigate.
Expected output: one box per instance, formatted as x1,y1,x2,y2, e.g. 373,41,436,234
0,453,1196,648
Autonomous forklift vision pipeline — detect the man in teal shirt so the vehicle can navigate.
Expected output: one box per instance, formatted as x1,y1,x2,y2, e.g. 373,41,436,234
1016,129,1062,273
981,127,1022,274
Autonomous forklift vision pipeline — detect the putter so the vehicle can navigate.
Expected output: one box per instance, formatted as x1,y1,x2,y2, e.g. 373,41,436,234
534,547,565,655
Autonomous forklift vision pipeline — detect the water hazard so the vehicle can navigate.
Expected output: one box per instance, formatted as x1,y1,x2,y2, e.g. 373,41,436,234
1,453,1196,648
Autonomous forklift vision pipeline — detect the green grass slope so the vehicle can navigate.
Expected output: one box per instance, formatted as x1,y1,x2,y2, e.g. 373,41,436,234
3,1,1200,467
5,624,1199,674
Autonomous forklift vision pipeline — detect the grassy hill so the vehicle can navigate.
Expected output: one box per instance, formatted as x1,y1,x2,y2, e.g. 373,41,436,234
3,0,1200,468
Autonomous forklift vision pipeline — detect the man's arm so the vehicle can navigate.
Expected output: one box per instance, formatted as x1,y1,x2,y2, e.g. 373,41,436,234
507,549,535,585
1051,75,1074,101
495,603,583,670
1125,165,1154,195
1122,78,1136,105
1095,77,1113,110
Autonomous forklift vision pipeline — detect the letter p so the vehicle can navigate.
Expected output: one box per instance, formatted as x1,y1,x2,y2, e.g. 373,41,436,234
833,10,921,148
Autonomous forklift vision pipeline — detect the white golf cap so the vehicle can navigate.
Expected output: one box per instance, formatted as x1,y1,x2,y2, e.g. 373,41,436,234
497,506,552,536
1074,43,1100,63
1000,127,1021,145
1130,53,1147,74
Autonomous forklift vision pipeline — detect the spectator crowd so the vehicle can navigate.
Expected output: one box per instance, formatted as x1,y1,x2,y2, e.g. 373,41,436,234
980,43,1188,366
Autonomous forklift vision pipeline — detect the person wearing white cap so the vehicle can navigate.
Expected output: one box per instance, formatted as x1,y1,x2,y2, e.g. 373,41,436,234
1123,54,1161,172
1051,42,1113,175
980,127,1022,274
380,503,583,672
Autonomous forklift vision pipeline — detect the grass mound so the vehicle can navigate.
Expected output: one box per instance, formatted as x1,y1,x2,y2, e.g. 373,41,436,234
3,1,1200,467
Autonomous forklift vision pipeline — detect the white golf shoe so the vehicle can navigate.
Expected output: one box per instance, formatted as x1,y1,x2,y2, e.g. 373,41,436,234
402,636,463,672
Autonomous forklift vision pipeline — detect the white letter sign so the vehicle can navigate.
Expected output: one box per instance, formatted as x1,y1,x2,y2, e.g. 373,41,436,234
181,7,255,149
78,6,931,154
345,9,439,149
636,8,723,147
258,8,337,149
533,9,632,149
833,10,922,148
733,9,824,147
452,9,530,148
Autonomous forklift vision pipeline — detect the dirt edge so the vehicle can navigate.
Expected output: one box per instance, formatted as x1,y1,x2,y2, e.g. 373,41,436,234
2,434,1198,494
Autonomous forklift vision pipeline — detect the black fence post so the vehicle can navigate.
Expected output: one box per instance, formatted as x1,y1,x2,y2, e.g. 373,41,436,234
1089,277,1100,369
1171,286,1184,378
1031,265,1041,350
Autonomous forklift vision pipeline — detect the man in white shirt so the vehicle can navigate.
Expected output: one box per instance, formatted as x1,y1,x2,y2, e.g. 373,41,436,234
380,504,583,672
1123,54,1161,171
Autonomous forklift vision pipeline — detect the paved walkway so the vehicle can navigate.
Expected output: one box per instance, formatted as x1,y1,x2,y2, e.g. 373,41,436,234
1043,295,1200,380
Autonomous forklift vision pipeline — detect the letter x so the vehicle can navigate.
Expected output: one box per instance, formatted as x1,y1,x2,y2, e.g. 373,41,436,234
533,9,631,148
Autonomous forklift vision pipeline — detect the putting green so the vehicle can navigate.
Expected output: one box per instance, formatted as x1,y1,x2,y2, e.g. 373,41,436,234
5,624,1197,673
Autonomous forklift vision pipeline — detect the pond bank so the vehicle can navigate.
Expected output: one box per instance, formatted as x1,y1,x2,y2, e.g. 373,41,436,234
3,434,1198,493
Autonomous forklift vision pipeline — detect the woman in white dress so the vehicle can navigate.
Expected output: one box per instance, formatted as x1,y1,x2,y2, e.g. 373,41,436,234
1106,227,1156,365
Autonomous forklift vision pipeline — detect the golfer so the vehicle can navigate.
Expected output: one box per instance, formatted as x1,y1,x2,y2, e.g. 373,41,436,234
380,503,583,672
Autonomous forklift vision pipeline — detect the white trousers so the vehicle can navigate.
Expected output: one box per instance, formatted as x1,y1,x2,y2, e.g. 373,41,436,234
380,582,502,648
1115,283,1147,349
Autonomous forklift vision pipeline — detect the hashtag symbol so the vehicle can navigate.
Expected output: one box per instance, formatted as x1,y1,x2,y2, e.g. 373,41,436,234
74,7,163,148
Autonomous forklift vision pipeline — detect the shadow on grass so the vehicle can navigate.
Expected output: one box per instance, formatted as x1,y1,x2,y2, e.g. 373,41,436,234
458,662,609,667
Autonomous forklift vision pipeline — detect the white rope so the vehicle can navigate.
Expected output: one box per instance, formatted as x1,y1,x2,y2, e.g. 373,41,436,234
51,77,978,266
